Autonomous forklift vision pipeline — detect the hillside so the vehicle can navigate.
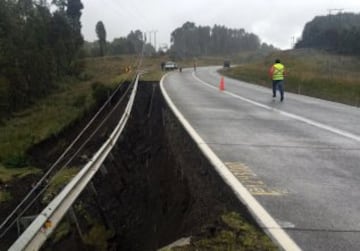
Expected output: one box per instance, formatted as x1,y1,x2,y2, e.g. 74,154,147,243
296,13,360,55
221,48,360,106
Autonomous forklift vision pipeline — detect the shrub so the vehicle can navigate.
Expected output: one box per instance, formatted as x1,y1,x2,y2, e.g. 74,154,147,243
72,94,87,108
91,82,112,105
4,153,28,168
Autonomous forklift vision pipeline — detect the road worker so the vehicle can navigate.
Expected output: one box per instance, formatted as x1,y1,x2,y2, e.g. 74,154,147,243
269,59,286,102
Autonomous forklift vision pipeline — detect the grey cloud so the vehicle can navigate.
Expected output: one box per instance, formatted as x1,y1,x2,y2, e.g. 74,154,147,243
81,0,360,49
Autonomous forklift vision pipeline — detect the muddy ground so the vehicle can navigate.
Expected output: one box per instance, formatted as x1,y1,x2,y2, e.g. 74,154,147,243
2,82,266,250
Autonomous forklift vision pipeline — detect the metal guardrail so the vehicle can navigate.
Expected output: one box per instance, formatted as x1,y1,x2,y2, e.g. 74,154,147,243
0,77,133,241
9,74,140,251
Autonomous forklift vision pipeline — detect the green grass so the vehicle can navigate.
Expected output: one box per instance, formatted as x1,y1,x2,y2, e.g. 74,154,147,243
51,221,71,244
221,49,360,106
0,85,92,166
0,164,40,183
0,56,137,172
162,212,276,251
0,191,12,202
42,167,79,203
82,224,114,251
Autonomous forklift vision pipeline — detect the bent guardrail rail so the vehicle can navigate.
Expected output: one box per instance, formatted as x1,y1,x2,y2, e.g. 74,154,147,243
9,74,140,251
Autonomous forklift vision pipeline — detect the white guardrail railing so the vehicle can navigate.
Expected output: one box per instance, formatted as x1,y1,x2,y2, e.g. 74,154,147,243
9,74,140,251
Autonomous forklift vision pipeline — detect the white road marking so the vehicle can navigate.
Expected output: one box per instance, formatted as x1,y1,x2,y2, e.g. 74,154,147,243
161,74,302,251
193,72,360,143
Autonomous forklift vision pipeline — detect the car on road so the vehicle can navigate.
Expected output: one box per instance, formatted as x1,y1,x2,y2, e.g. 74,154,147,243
164,61,178,70
223,60,231,68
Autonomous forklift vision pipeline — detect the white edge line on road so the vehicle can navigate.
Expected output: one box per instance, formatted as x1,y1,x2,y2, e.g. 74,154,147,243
160,73,302,251
193,72,360,143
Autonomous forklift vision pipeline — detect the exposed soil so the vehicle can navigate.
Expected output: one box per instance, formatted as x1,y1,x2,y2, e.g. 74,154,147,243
48,82,254,250
0,82,131,249
2,82,262,250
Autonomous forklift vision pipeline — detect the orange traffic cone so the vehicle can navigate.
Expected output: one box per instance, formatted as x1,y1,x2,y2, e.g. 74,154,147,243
219,76,225,91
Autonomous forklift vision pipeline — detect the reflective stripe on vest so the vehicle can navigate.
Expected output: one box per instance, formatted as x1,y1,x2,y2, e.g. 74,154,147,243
272,63,284,80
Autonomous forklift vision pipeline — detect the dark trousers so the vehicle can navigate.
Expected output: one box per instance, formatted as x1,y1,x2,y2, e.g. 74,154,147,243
272,80,284,98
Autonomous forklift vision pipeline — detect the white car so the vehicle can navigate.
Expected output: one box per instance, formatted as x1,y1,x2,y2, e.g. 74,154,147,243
164,61,177,70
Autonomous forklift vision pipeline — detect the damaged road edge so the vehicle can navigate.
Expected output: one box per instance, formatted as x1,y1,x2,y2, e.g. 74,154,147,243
160,73,301,251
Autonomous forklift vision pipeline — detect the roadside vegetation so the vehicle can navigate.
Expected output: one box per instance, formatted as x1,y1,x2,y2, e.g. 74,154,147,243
0,54,227,190
0,56,135,185
221,48,360,106
0,55,137,250
42,167,79,203
1,54,278,250
161,212,276,251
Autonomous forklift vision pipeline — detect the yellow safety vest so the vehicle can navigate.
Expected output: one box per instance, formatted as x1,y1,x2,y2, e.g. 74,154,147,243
272,63,285,80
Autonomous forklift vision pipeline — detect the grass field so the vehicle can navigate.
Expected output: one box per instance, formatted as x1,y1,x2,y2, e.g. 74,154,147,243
0,54,277,249
0,55,139,179
2,49,359,178
3,49,359,178
221,48,360,106
0,54,221,178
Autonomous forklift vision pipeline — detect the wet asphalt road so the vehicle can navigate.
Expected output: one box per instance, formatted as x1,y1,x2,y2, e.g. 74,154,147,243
162,66,360,251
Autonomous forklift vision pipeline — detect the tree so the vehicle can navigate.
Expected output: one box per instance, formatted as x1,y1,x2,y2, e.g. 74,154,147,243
0,0,85,117
295,13,360,55
66,0,83,22
108,38,129,55
126,30,144,54
66,0,84,61
52,0,67,11
170,22,262,57
96,21,106,56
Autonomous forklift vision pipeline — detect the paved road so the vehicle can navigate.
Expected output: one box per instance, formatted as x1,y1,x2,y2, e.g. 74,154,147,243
162,66,360,251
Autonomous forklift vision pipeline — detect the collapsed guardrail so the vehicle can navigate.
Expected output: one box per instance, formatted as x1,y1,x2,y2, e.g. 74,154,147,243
9,74,140,251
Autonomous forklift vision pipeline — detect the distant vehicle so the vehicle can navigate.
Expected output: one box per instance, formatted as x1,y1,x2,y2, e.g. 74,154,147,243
223,60,231,68
164,61,178,70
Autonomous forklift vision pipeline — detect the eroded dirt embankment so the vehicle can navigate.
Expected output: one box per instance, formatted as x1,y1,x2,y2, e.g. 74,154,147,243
43,82,259,250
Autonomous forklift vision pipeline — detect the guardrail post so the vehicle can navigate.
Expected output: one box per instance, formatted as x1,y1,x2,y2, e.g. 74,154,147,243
16,217,20,237
108,152,115,162
100,164,108,176
89,181,98,196
88,182,112,230
69,206,84,240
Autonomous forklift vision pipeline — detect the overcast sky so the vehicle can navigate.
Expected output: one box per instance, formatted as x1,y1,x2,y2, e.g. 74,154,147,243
81,0,360,50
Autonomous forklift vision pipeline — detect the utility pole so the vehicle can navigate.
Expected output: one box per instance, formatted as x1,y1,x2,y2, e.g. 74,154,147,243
291,36,296,48
154,30,158,52
148,31,152,46
148,30,158,52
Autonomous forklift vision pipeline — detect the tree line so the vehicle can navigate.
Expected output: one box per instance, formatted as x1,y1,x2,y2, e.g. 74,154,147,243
85,21,276,58
82,29,155,57
169,22,275,58
0,0,84,118
295,13,360,55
